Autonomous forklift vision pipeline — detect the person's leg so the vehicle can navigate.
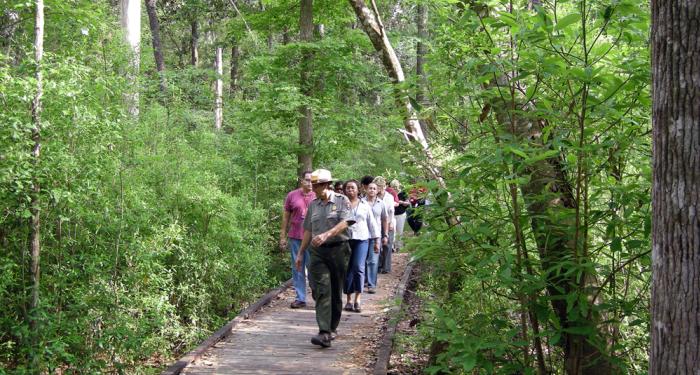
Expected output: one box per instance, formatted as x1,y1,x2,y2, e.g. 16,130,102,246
344,240,359,294
382,230,394,273
308,248,332,333
329,243,350,332
352,240,369,293
394,213,406,250
366,239,379,289
288,239,306,304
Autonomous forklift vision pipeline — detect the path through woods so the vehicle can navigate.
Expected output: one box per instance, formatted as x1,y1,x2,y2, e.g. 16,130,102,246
180,254,410,374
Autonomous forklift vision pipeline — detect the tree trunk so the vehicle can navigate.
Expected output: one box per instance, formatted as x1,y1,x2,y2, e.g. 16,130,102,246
297,0,314,174
145,0,166,94
415,2,429,137
229,44,240,95
191,20,199,66
650,0,700,373
282,26,290,45
348,0,446,190
29,0,44,367
214,46,223,130
120,0,141,117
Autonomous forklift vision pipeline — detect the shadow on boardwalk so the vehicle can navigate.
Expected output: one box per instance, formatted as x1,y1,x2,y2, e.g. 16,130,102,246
180,253,410,375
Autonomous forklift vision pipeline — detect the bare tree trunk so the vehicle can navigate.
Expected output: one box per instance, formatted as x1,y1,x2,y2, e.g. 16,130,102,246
190,20,199,66
145,0,166,94
120,0,141,117
29,0,44,367
297,0,314,174
415,2,429,138
650,0,700,373
214,46,223,130
348,0,446,190
229,44,240,95
282,25,290,45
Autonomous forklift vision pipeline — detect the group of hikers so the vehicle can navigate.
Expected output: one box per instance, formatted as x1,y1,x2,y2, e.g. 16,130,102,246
279,169,426,348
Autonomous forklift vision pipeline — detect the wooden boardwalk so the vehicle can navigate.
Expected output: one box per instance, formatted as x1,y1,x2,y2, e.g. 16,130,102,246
179,253,410,375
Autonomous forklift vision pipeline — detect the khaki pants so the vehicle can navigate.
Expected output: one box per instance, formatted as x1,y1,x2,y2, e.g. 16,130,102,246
308,242,350,333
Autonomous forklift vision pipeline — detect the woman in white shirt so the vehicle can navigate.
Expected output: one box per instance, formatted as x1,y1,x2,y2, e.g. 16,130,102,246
364,182,388,294
343,180,379,312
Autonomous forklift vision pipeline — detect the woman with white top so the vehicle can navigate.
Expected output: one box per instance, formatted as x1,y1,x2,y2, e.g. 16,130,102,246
343,180,379,312
364,182,388,294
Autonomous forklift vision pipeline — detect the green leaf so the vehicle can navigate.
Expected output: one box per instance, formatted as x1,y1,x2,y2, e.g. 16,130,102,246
555,14,582,31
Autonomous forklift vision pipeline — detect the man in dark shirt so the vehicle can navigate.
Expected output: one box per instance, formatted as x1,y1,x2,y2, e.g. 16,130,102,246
295,169,356,348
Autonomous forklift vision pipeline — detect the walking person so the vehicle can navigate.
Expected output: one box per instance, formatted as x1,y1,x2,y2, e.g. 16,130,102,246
295,169,355,348
374,176,395,274
364,182,388,294
280,170,316,309
342,180,379,313
391,179,410,252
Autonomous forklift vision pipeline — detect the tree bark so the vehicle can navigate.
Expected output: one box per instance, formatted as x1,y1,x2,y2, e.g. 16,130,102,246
348,0,446,190
29,0,44,367
297,0,314,174
191,20,199,66
145,0,166,94
415,2,429,137
214,46,223,130
120,0,141,117
650,0,700,373
229,44,240,95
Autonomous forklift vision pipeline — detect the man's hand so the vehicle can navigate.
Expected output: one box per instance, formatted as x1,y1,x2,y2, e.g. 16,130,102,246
389,224,394,232
374,241,380,253
279,237,287,251
311,232,329,248
382,237,388,246
295,253,303,271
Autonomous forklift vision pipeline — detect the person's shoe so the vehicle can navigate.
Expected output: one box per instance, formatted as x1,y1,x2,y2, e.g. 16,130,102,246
353,302,362,313
330,330,337,340
367,287,376,294
290,300,306,309
311,332,332,348
344,302,354,311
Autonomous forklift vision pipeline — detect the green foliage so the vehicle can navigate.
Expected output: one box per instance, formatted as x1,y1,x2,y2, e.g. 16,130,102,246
400,0,652,373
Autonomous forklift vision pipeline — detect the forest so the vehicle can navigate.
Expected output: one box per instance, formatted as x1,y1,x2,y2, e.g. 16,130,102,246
0,0,697,373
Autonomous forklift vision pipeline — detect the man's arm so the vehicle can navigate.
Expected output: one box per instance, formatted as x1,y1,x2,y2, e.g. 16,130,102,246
279,209,290,250
295,230,312,271
311,220,349,248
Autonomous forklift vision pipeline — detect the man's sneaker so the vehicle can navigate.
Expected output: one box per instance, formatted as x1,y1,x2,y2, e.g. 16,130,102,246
290,300,306,309
343,302,354,311
367,287,376,294
330,330,337,340
311,332,332,348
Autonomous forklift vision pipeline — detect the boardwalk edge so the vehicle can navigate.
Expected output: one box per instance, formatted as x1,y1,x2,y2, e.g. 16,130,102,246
373,260,416,375
161,278,293,375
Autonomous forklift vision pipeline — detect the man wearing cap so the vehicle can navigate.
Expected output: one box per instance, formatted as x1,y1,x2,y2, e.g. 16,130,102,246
295,169,356,348
280,170,316,309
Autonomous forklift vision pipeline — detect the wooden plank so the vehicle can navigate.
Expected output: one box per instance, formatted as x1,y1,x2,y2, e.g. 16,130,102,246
373,261,415,375
162,279,293,375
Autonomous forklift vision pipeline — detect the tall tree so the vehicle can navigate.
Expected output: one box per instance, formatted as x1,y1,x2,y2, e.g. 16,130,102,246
229,43,240,95
191,20,199,66
297,0,314,173
214,46,223,130
28,0,44,367
650,0,700,373
415,2,428,137
120,0,141,117
145,0,166,94
348,0,446,190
